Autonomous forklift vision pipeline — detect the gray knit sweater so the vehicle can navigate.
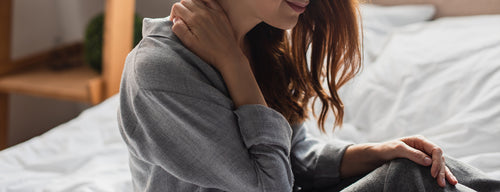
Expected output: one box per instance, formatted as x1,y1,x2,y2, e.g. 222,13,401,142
118,17,350,192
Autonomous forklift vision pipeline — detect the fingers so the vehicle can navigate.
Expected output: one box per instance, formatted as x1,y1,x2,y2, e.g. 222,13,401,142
171,0,205,39
189,0,208,9
425,141,448,188
172,18,197,49
401,135,437,156
197,0,224,11
430,147,443,178
170,5,176,21
437,156,446,187
396,142,432,167
401,136,443,177
172,0,208,23
181,0,202,12
446,165,459,185
401,135,459,187
171,2,193,22
437,157,460,187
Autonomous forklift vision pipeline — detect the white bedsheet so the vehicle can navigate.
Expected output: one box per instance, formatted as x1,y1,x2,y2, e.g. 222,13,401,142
1,11,499,192
306,14,500,179
0,96,132,191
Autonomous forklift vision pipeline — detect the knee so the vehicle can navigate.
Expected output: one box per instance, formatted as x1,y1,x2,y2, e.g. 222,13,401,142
384,158,451,191
390,158,419,167
388,158,430,175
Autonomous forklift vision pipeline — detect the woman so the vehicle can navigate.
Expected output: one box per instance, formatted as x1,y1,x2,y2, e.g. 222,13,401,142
118,0,500,191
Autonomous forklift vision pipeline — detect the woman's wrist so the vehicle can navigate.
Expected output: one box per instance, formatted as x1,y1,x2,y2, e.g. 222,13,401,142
217,55,268,108
216,50,248,74
340,143,387,178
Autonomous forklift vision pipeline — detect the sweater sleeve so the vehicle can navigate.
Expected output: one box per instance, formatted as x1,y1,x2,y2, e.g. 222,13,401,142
290,123,352,190
119,89,293,191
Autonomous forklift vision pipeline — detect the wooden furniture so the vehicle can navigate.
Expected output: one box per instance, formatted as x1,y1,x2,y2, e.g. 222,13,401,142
0,0,136,149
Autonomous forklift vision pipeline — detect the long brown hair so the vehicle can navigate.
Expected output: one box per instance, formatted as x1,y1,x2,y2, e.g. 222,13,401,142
246,0,362,132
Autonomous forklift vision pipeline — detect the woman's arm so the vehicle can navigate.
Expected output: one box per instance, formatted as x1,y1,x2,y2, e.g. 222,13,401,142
120,88,293,191
119,18,294,190
340,136,459,187
150,0,294,191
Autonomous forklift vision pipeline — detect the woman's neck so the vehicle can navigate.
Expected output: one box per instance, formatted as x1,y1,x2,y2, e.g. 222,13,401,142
218,0,261,53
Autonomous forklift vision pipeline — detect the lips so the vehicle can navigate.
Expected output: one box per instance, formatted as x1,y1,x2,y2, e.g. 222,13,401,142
286,1,308,13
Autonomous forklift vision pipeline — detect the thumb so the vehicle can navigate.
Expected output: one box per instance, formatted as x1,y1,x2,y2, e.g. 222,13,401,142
398,143,433,167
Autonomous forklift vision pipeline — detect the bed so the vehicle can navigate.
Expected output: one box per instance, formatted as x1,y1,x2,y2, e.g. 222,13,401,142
1,2,499,191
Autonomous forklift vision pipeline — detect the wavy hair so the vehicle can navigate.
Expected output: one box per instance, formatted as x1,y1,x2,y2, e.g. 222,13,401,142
246,0,362,132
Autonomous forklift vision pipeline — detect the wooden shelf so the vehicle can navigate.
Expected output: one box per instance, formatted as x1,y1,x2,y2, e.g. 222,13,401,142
0,65,103,104
0,0,135,149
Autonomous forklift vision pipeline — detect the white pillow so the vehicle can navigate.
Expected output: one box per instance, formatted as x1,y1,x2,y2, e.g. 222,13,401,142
360,4,436,64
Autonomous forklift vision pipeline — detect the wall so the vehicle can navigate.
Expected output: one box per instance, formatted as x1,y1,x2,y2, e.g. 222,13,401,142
137,0,176,19
371,0,500,18
8,0,177,146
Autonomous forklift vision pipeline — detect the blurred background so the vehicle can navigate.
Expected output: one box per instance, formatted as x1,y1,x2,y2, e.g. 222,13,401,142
2,0,176,147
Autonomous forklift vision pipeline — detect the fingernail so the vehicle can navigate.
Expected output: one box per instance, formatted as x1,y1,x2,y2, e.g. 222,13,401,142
173,18,178,23
424,157,432,165
441,177,445,186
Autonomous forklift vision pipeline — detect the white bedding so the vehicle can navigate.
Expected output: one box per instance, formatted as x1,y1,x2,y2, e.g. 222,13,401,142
306,7,500,179
0,96,131,191
1,5,500,191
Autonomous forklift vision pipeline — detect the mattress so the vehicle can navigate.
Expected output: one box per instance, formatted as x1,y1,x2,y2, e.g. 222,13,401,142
1,4,499,191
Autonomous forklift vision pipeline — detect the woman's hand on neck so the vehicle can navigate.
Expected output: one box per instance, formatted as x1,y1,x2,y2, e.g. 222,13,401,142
170,0,268,107
170,0,261,61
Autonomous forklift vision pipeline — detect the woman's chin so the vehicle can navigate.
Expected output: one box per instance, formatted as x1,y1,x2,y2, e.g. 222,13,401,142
266,20,298,30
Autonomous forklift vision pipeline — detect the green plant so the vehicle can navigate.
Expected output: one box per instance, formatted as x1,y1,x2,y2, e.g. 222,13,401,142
84,13,143,73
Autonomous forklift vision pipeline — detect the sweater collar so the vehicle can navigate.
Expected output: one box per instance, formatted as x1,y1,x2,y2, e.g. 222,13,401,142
142,17,178,41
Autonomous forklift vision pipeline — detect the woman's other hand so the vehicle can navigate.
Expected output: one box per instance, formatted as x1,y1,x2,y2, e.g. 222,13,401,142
383,135,459,187
170,0,245,72
341,135,458,188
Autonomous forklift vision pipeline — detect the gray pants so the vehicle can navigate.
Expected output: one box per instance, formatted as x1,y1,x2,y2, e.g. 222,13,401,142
320,157,500,192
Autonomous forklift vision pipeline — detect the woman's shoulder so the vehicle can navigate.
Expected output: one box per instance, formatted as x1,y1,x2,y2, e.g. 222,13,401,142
124,17,226,94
